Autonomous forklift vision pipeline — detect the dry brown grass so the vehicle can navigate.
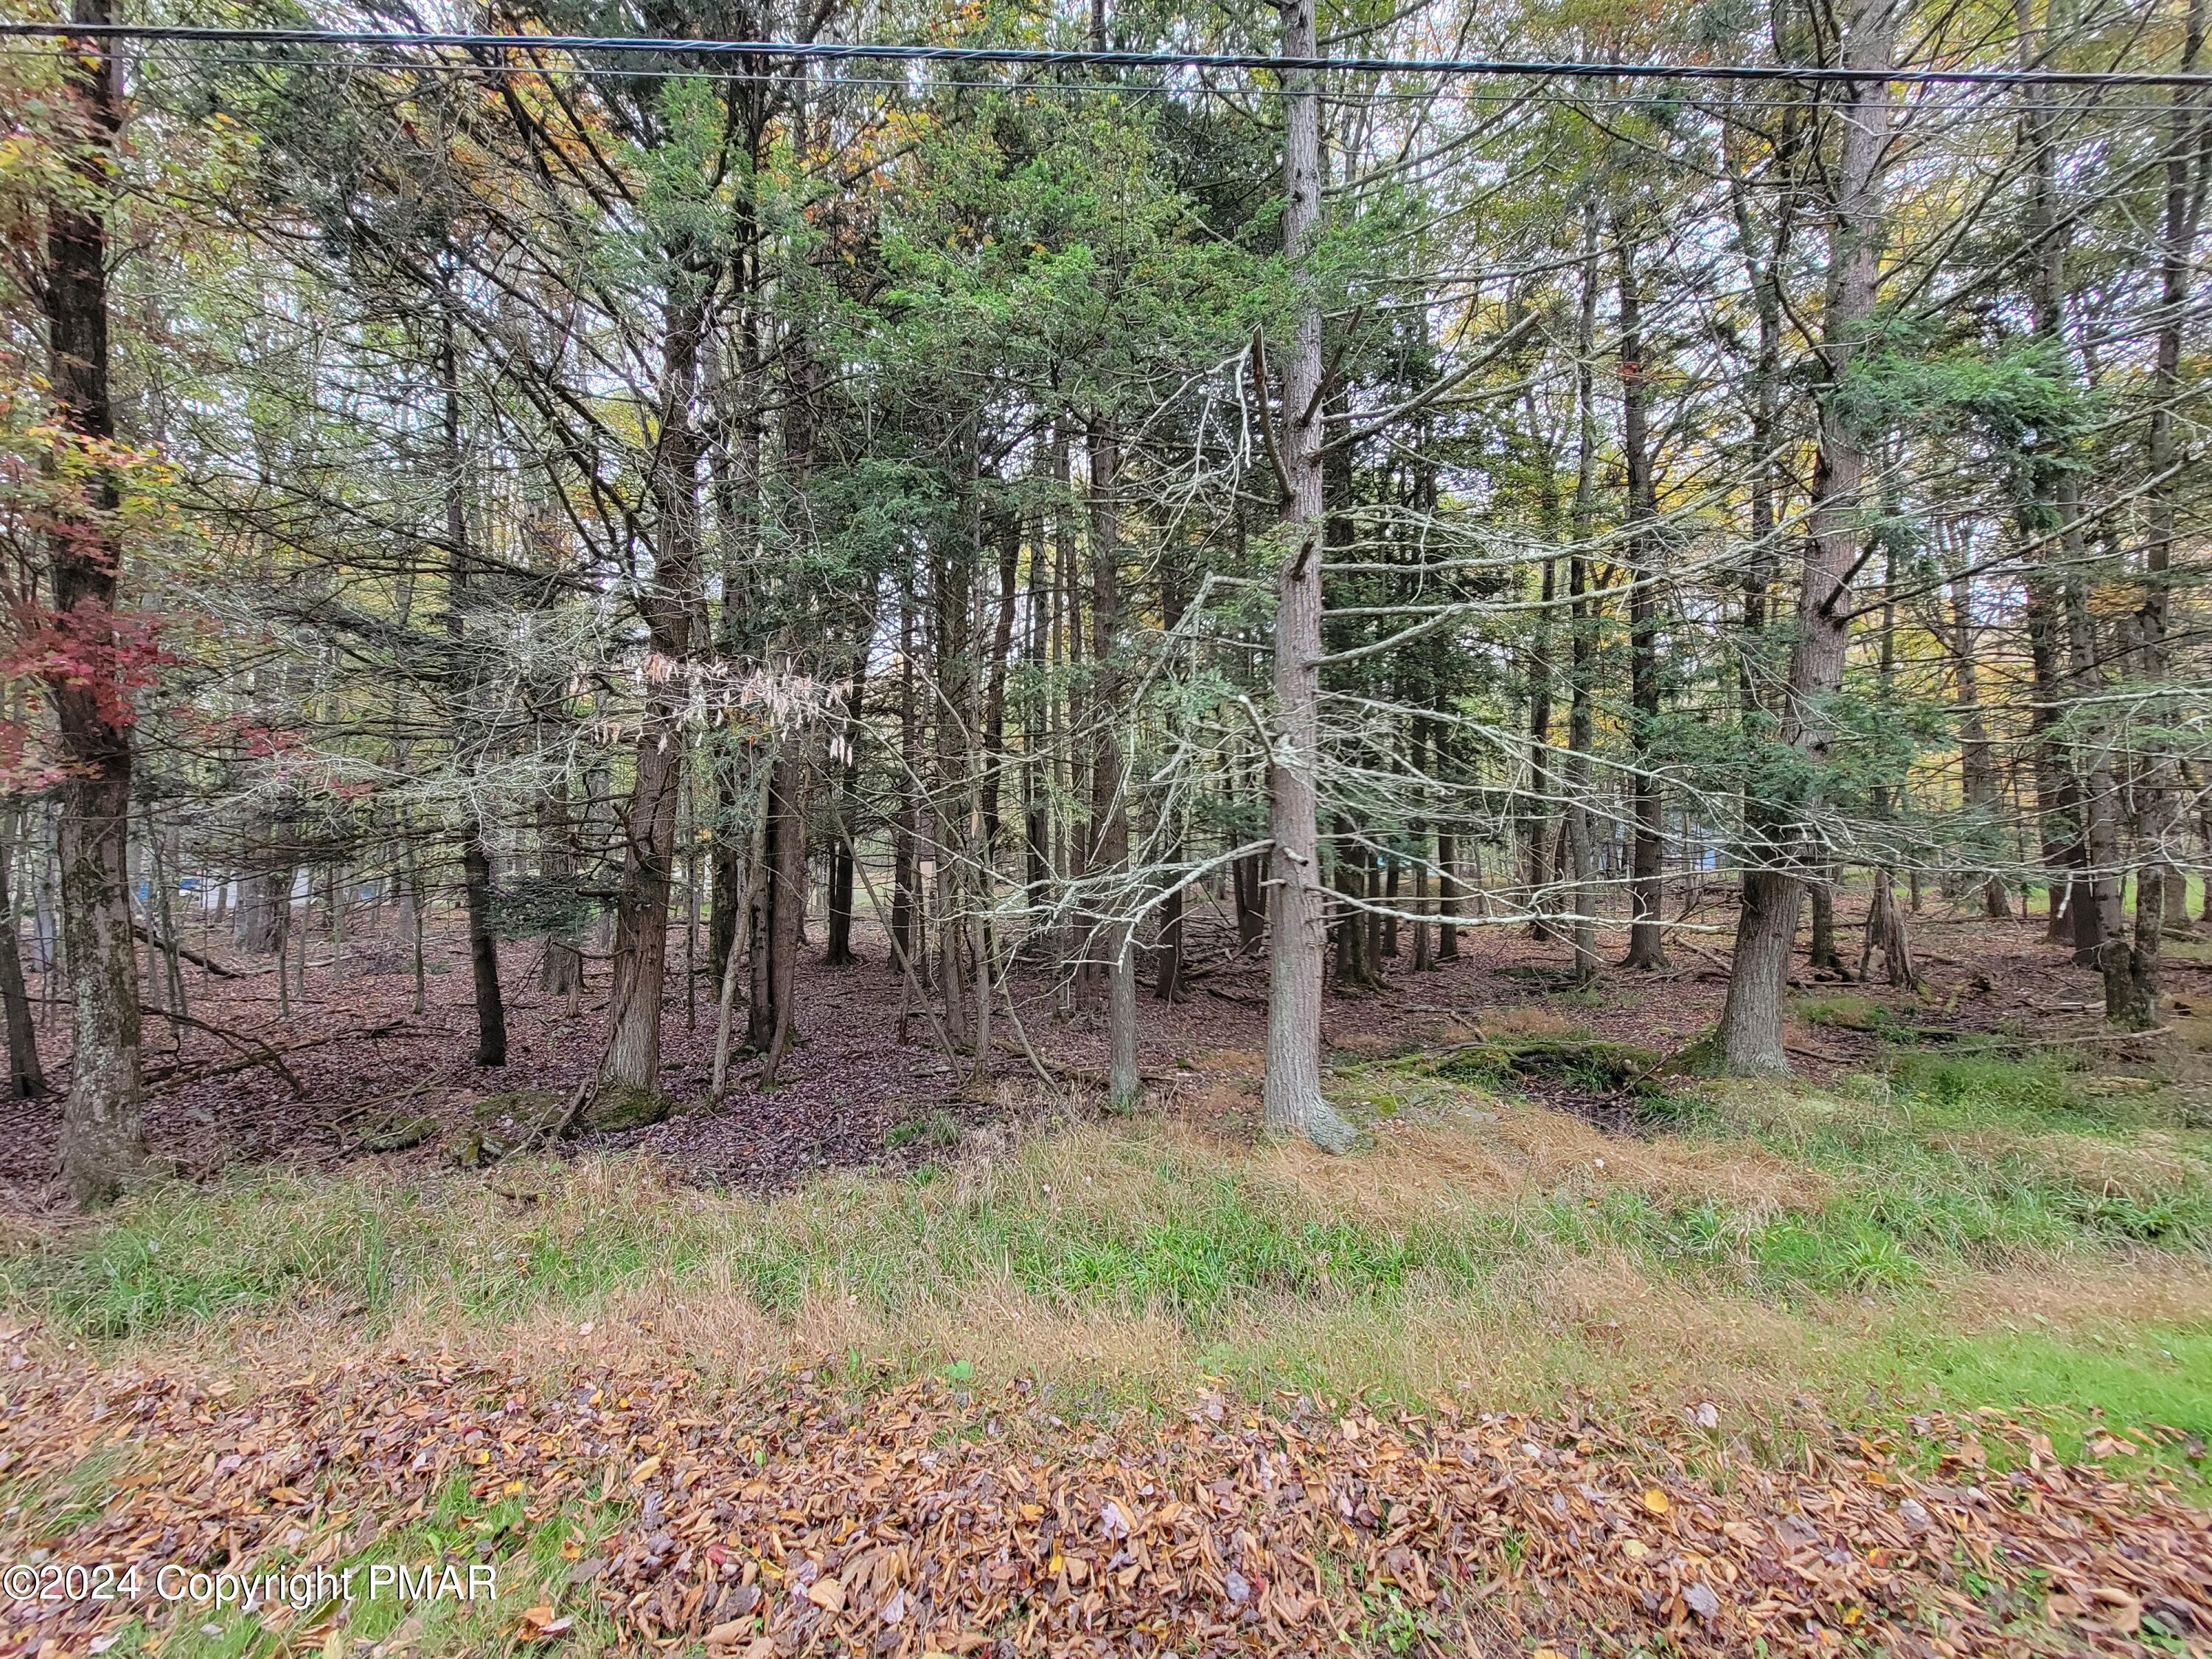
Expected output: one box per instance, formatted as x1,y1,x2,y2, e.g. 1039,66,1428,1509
15,1079,2206,1442
1251,1109,1832,1222
1943,1255,2212,1334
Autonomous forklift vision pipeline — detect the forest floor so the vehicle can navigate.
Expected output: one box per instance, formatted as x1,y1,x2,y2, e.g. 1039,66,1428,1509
7,888,2208,1205
2,897,2211,1655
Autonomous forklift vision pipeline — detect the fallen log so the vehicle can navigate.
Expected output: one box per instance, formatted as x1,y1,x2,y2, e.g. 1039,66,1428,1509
987,1037,1175,1088
142,1008,305,1096
147,1018,409,1094
131,922,240,978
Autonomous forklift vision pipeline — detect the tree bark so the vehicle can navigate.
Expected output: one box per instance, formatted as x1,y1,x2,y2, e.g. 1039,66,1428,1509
1234,849,1267,953
441,294,505,1068
1718,0,1896,1074
601,260,709,1094
1523,552,1557,938
1615,229,1669,970
1944,557,2011,918
1088,422,1141,1110
1728,149,1793,722
1807,875,1845,976
757,748,810,1088
891,574,922,982
2129,0,2211,1004
1564,201,1603,987
2017,9,2137,1022
0,816,46,1099
1262,0,1356,1152
823,669,864,967
44,0,146,1204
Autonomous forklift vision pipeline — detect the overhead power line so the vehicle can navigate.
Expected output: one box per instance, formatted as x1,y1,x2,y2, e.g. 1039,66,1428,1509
2,20,2209,88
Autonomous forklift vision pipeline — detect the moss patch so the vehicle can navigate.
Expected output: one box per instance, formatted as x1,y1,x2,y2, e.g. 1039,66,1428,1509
581,1084,674,1134
357,1113,437,1153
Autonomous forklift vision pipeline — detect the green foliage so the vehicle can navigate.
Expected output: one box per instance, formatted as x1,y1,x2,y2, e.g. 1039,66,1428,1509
884,1109,961,1151
485,874,597,943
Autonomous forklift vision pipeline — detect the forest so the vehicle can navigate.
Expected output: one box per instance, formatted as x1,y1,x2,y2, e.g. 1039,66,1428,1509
1,0,2210,1654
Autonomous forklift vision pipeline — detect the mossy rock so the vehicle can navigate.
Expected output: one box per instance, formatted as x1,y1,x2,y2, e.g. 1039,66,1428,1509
442,1129,510,1168
472,1089,563,1128
581,1084,674,1133
358,1113,438,1153
1666,1029,1728,1077
1427,1034,1667,1093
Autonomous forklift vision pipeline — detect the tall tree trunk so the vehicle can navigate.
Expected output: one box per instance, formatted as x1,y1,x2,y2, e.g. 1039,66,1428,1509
928,478,977,1054
707,282,762,984
2130,0,2211,1002
0,815,45,1099
891,575,921,982
1728,153,1792,721
441,293,505,1068
1433,725,1461,963
44,0,145,1204
757,748,810,1088
1332,825,1372,991
1523,541,1557,939
2025,577,2084,942
1807,877,1844,976
1234,847,1267,953
234,850,290,954
1567,552,1601,985
1563,199,1604,987
1154,560,1189,1001
1860,546,1918,988
601,267,709,1095
1022,507,1050,914
1057,426,1092,1009
2017,8,2136,1021
823,668,864,967
980,508,1020,862
1615,229,1669,970
1262,0,1355,1152
1944,556,2011,917
1718,0,1896,1075
748,751,812,1051
1154,881,1185,1002
1088,422,1140,1110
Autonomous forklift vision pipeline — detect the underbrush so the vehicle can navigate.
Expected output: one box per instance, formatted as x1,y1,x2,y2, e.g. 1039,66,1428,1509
2,1047,2206,1454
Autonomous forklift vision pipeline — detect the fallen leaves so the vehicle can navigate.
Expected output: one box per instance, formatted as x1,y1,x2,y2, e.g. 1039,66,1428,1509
517,1604,572,1638
1,1333,2208,1658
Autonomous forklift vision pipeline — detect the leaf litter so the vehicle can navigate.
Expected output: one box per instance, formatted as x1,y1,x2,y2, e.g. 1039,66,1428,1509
1,1326,2205,1655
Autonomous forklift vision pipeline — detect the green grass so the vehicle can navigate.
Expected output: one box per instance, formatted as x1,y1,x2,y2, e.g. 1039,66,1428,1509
1877,1324,2212,1440
4,1049,2208,1484
75,1475,633,1659
10,1053,2205,1344
883,1107,961,1150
